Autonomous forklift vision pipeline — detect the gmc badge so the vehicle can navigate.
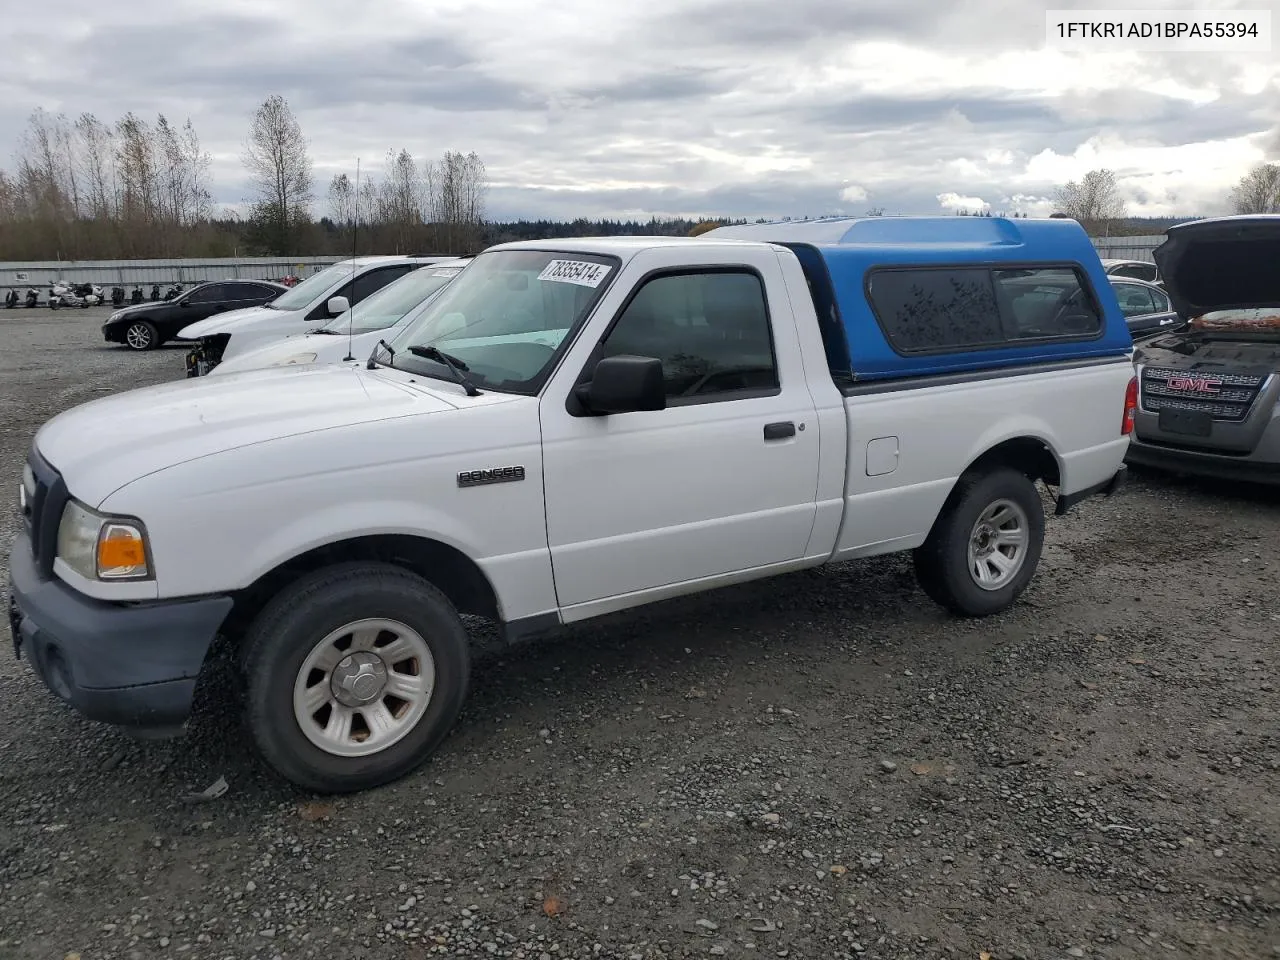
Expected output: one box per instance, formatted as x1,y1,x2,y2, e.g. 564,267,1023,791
458,466,526,488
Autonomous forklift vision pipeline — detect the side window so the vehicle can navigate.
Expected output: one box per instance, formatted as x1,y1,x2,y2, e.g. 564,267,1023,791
993,267,1101,338
1151,288,1171,313
868,265,1103,353
185,283,225,304
348,265,414,305
866,268,1004,352
599,270,779,400
221,283,262,303
1112,282,1156,317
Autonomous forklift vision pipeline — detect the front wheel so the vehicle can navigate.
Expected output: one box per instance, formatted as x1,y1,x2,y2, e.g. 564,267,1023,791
242,562,471,793
124,320,158,351
913,467,1045,617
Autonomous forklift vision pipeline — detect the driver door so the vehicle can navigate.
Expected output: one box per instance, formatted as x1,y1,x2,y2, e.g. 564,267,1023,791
538,252,821,616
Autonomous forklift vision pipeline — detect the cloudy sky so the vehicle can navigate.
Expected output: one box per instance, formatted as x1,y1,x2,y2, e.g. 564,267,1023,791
2,0,1278,222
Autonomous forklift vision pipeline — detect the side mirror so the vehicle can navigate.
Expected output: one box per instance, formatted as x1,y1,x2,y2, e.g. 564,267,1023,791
574,355,666,414
177,298,191,307
327,296,350,316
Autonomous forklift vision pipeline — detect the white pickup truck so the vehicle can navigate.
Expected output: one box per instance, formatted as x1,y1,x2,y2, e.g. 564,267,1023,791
9,216,1135,793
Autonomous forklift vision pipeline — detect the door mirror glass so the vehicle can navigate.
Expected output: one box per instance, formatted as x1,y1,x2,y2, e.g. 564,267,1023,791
327,296,350,317
575,355,666,414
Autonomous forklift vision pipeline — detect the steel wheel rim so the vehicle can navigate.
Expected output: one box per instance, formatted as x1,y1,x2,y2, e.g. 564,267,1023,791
966,498,1029,591
292,618,436,758
126,323,152,349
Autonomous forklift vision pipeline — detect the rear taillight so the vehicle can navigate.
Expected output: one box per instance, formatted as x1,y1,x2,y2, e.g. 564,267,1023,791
1122,376,1138,435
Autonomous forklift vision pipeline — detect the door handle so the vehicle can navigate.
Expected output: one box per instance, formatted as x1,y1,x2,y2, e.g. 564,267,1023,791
763,421,795,441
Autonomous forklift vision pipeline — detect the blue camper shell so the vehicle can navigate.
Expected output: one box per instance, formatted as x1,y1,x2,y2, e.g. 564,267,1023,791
707,216,1134,383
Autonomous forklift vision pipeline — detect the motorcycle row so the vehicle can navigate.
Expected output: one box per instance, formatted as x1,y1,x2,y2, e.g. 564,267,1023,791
4,282,186,310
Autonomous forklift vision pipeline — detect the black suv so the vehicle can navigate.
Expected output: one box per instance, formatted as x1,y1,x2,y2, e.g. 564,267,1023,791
103,279,288,351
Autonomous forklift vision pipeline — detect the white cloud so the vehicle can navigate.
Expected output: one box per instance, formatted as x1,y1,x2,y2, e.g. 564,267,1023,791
839,184,868,204
937,192,988,212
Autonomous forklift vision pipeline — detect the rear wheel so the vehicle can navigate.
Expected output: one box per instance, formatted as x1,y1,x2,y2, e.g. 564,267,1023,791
913,467,1044,617
124,320,158,351
242,562,471,793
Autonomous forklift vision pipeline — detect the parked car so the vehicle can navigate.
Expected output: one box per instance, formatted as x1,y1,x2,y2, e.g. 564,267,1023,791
180,255,451,376
1102,257,1162,286
103,280,288,351
1126,214,1280,485
208,259,470,377
8,216,1134,793
1109,276,1182,339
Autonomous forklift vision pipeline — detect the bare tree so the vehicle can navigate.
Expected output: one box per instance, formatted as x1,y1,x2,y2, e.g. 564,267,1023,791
1228,162,1280,214
242,94,314,254
75,113,116,222
328,173,356,227
377,148,427,252
1053,169,1127,235
424,150,488,253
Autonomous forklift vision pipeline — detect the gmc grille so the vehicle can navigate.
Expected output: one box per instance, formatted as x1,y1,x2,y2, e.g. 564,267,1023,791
1139,366,1267,423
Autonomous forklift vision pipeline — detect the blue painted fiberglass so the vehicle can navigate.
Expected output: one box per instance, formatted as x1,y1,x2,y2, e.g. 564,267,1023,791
707,216,1133,381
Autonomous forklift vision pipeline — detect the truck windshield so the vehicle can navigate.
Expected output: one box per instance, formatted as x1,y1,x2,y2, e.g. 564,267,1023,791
266,263,354,311
319,264,465,336
379,250,617,393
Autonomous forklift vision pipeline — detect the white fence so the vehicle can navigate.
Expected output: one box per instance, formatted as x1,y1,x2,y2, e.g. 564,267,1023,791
1,235,1165,290
1092,236,1161,262
1,256,346,290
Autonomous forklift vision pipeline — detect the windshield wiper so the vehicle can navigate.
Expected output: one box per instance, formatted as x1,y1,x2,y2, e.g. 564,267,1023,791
311,328,343,335
407,344,481,396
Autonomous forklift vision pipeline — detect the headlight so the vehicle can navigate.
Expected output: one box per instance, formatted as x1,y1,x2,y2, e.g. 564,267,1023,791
273,353,317,366
56,500,152,581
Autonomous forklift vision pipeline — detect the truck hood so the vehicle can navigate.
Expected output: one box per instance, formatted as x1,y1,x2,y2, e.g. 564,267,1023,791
1153,215,1280,318
34,364,460,507
209,329,380,375
178,304,289,339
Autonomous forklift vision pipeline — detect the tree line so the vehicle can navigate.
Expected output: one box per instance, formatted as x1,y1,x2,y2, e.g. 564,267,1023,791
2,93,1277,262
1051,162,1280,236
0,95,494,261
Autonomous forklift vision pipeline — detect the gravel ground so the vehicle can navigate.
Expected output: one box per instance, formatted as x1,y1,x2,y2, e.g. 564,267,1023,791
1,306,1277,960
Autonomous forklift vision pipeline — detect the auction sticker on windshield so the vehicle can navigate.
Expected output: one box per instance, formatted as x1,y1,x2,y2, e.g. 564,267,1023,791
537,260,612,288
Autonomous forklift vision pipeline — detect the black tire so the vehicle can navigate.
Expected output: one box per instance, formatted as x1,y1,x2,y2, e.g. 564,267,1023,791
241,562,471,793
124,319,158,351
912,467,1045,617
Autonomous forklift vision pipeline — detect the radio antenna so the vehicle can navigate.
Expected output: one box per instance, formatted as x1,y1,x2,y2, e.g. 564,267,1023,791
344,156,360,362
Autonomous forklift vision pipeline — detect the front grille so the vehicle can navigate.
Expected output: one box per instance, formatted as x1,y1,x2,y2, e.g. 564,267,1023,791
187,335,229,377
1140,366,1268,423
23,447,67,579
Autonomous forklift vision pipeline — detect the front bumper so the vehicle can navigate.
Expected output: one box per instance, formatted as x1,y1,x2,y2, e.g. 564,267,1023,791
1125,438,1280,486
8,532,234,734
